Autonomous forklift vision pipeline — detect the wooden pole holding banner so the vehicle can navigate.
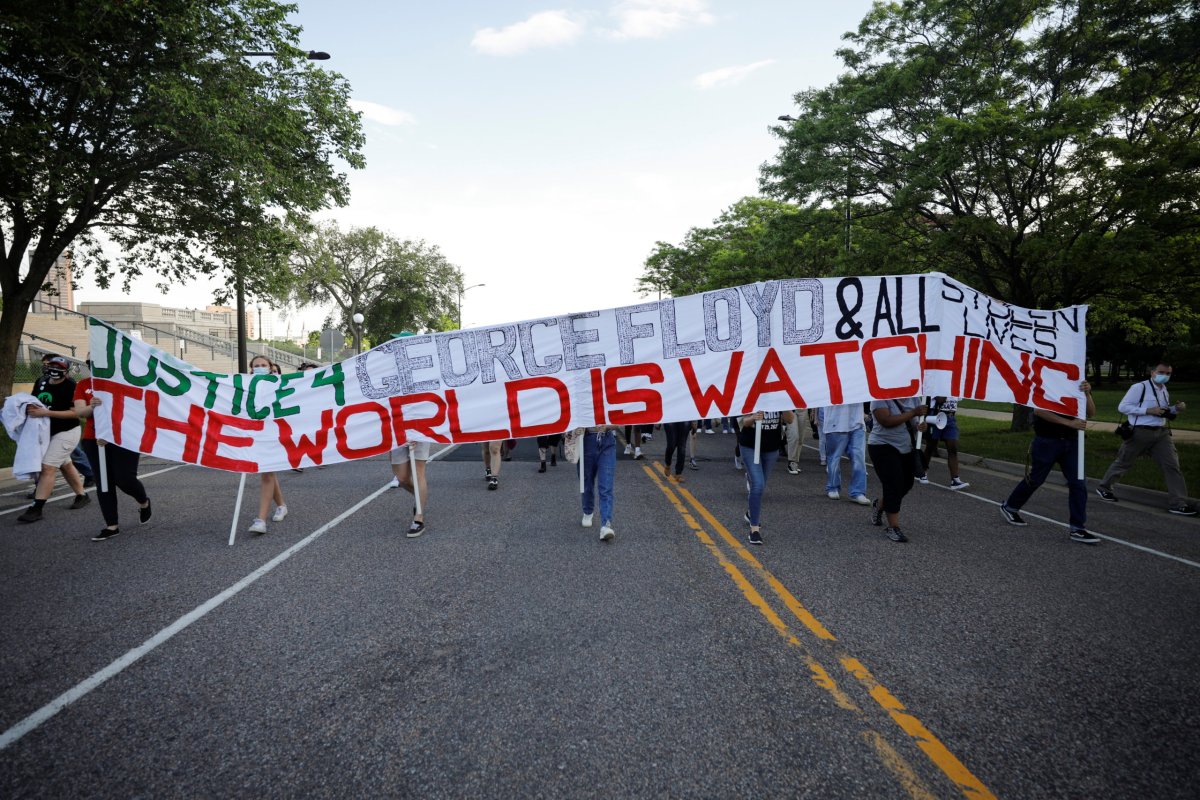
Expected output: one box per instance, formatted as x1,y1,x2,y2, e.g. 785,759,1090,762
228,473,247,547
1078,429,1085,481
409,447,422,515
97,443,109,493
753,419,762,465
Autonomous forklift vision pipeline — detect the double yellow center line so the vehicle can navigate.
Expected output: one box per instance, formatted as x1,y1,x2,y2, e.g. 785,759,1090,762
642,464,996,800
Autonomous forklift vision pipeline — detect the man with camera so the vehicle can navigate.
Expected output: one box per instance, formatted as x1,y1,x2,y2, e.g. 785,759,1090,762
1096,362,1197,515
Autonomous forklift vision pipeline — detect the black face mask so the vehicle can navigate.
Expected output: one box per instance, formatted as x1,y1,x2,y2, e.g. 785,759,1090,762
44,368,67,380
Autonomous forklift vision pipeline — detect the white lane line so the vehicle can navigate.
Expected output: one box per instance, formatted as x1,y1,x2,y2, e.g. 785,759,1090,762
0,445,461,750
0,465,185,517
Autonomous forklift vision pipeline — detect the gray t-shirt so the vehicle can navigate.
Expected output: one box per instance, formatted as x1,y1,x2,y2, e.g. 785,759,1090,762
867,398,919,453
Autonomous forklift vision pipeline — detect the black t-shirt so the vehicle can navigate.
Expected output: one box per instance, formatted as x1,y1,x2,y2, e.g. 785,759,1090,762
1031,409,1076,440
34,376,78,436
738,411,785,451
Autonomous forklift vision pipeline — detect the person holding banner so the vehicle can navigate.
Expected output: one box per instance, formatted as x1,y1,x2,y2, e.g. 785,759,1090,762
580,426,619,541
663,420,690,483
16,356,90,523
481,441,502,490
821,404,871,505
999,381,1099,543
739,410,794,546
248,356,287,534
867,398,929,543
73,371,152,541
390,441,429,536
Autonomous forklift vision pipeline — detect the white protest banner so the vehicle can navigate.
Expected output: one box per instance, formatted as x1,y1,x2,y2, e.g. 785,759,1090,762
87,273,1087,474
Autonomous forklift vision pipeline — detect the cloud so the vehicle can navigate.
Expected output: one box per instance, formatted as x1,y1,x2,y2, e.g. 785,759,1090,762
608,0,714,39
693,59,776,89
471,10,586,56
349,100,415,126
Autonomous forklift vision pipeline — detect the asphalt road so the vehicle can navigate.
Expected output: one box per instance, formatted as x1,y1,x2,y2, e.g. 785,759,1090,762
1,431,1198,799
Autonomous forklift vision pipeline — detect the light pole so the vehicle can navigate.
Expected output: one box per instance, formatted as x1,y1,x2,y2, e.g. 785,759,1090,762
233,48,330,372
457,282,485,328
352,312,364,355
779,114,852,258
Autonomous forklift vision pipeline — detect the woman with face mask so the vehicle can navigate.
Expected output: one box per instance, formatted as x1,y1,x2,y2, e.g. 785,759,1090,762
248,355,288,534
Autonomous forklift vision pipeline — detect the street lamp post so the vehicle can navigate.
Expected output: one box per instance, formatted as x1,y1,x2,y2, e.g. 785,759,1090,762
233,48,330,373
457,282,485,328
352,312,364,355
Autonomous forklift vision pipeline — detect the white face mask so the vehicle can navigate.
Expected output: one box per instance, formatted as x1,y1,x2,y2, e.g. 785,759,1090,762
1152,374,1170,385
251,365,270,375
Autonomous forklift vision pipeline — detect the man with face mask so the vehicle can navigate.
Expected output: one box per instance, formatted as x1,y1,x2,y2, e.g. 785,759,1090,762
26,354,94,494
18,356,90,522
1096,362,1197,515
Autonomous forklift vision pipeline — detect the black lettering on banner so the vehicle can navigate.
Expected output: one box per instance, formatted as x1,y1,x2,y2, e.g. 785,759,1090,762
871,278,897,337
394,334,439,393
1008,317,1034,353
917,276,941,332
356,341,403,399
703,289,742,352
894,277,919,335
560,312,606,371
740,281,779,347
474,326,522,384
1033,326,1058,360
1055,307,1081,333
985,299,1014,343
436,331,481,387
615,302,660,365
835,278,864,340
518,318,563,376
780,278,823,345
662,299,706,359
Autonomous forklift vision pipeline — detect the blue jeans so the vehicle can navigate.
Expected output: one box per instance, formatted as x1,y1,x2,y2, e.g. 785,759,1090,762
71,443,94,479
1005,435,1087,529
824,428,867,497
742,446,779,526
582,430,617,524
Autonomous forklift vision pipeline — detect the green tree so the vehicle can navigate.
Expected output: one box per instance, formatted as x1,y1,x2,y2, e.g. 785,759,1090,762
761,0,1200,318
0,0,365,398
286,221,463,349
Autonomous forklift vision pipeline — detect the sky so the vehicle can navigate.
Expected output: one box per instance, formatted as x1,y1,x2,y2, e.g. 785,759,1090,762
75,0,877,339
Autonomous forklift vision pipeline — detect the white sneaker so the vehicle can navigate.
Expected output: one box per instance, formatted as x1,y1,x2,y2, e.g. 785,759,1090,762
704,429,714,435
248,519,267,534
949,477,971,490
850,494,872,506
734,456,744,470
917,475,930,485
581,513,593,528
827,491,840,500
272,506,288,522
634,447,643,460
600,524,615,541
388,478,400,488
623,444,632,456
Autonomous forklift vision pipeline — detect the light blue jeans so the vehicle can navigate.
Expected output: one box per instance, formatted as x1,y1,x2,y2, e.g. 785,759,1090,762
582,430,617,524
742,446,779,527
824,427,867,497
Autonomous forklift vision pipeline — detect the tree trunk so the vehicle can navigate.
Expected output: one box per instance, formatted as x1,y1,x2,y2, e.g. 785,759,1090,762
1009,403,1031,433
0,292,31,406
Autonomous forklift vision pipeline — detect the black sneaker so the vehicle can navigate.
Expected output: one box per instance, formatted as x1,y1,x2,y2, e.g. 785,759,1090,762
487,476,499,491
17,506,43,523
999,504,1028,526
1168,504,1199,516
406,520,425,538
1095,488,1118,503
748,529,763,546
1070,528,1100,545
871,498,884,527
92,527,120,542
538,461,547,473
69,494,90,510
82,476,96,488
139,500,152,524
550,452,557,466
886,527,908,543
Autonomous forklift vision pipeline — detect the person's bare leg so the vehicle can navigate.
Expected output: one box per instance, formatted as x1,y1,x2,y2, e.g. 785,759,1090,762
34,465,57,500
60,461,84,495
258,474,275,520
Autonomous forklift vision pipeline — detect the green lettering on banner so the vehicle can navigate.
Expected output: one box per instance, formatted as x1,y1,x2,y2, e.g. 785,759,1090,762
120,336,158,387
312,363,346,407
156,361,193,396
231,374,244,415
90,322,117,378
246,374,278,420
272,374,301,418
190,372,226,409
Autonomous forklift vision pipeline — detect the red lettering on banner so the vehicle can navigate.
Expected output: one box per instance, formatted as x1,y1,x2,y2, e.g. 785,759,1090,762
604,364,664,425
861,336,920,399
917,334,966,397
92,378,144,446
446,389,509,443
962,337,981,398
276,409,333,468
139,391,204,463
201,411,262,472
334,402,393,459
742,348,804,412
506,377,570,438
1031,358,1081,416
388,393,451,446
974,341,1031,404
798,342,858,405
679,352,743,416
590,368,605,425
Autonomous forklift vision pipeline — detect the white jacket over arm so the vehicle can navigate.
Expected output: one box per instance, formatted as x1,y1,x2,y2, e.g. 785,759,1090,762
2,393,51,481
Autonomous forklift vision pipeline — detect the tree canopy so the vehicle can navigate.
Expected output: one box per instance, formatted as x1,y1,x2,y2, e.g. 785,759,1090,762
0,0,365,396
760,0,1200,319
285,221,463,349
